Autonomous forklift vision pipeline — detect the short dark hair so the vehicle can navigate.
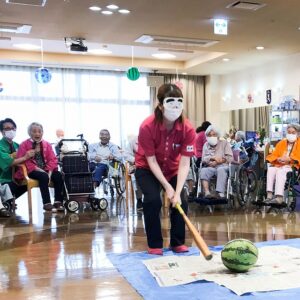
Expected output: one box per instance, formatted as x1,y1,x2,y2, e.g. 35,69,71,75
99,129,110,136
154,84,184,123
196,121,211,133
0,118,17,131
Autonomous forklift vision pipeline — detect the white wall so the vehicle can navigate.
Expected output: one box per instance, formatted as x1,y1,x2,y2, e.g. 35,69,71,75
219,52,300,111
205,75,231,135
205,52,300,133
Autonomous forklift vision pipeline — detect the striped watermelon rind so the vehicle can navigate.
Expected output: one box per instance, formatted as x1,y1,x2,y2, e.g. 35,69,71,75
127,67,140,81
221,239,258,273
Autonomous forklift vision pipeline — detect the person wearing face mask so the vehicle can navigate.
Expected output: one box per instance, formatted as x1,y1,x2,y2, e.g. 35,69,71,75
14,122,64,212
88,129,122,188
0,118,36,215
200,125,233,199
264,123,300,204
135,83,196,255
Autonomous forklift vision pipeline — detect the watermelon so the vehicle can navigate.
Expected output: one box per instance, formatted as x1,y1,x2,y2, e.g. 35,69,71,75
127,67,140,81
221,239,258,272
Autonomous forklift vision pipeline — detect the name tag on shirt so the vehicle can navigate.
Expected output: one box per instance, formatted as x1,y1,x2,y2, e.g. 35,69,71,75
186,145,194,152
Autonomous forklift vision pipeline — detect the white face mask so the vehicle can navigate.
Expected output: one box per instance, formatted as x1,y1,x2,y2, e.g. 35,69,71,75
4,130,16,140
163,106,183,122
163,97,183,122
207,136,218,146
286,134,297,143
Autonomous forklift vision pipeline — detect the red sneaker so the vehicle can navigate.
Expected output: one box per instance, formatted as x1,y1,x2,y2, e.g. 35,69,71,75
171,245,189,253
148,248,163,255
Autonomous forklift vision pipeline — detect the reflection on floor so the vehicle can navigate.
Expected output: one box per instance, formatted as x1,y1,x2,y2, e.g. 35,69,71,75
0,189,300,299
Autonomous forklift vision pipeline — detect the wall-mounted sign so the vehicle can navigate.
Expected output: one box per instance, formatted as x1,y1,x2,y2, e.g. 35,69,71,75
266,89,272,104
247,93,253,103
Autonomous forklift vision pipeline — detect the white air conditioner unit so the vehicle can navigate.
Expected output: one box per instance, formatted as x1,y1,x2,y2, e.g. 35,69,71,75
226,1,266,10
5,0,47,6
0,23,32,34
147,76,164,87
135,35,219,48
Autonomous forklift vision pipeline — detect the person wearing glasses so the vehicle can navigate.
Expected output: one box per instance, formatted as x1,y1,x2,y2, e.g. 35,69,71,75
135,83,196,255
0,118,36,216
88,129,122,188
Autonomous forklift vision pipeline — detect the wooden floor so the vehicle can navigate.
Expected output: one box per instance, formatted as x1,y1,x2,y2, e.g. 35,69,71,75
0,190,300,299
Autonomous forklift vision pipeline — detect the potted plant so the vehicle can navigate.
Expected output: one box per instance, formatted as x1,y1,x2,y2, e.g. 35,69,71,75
257,126,266,146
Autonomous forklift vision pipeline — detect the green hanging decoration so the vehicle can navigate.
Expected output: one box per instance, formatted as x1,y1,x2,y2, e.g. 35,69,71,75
127,67,140,81
127,46,140,81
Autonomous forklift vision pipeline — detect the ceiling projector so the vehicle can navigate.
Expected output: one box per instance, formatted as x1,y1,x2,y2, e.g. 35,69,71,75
70,43,88,52
65,37,88,52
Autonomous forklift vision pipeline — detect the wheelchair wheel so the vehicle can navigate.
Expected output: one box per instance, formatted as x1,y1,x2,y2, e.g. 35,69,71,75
98,198,108,210
110,186,115,197
237,167,257,207
254,176,266,204
65,200,80,213
114,163,126,195
90,197,100,211
285,183,296,212
3,201,12,212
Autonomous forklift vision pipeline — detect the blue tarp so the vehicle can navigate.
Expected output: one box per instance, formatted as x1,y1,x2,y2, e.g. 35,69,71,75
107,238,300,299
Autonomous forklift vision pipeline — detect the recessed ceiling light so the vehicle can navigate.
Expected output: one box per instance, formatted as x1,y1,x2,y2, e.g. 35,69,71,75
152,53,176,59
256,46,264,50
89,49,112,55
118,9,130,14
89,6,101,11
13,43,40,50
106,4,119,10
101,10,113,15
222,58,230,62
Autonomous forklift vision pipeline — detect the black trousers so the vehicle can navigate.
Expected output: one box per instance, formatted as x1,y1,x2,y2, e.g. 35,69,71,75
28,170,64,205
4,181,27,199
135,168,188,248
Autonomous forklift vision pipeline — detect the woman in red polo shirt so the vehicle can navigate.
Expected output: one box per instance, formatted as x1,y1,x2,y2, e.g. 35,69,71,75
135,84,196,255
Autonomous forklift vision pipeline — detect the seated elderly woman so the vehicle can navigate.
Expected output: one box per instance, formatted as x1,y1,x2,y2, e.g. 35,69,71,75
264,123,300,204
231,130,249,162
15,122,64,212
200,125,233,199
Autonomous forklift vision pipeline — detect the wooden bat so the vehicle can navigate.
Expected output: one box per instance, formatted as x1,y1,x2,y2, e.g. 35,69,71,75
176,203,213,260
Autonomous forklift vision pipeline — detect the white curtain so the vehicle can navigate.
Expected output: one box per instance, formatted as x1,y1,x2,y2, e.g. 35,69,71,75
230,106,270,136
149,73,205,128
0,65,151,147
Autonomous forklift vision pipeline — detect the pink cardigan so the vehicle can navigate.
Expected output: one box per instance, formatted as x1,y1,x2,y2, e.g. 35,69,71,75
195,131,206,158
15,139,58,180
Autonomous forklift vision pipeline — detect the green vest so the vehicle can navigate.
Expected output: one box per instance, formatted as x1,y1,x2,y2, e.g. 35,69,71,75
0,138,19,183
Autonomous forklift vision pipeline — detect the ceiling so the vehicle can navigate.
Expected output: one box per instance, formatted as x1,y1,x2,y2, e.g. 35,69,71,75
0,0,300,75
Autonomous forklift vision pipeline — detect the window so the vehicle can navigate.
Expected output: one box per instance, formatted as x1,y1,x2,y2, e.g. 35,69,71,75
0,66,151,146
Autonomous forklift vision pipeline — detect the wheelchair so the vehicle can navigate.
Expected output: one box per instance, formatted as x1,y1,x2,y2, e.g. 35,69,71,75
195,161,234,210
231,146,258,207
186,156,199,201
96,159,126,198
254,159,300,213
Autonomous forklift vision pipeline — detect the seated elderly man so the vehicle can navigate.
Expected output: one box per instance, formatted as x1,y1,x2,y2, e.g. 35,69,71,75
88,129,122,188
200,125,233,199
